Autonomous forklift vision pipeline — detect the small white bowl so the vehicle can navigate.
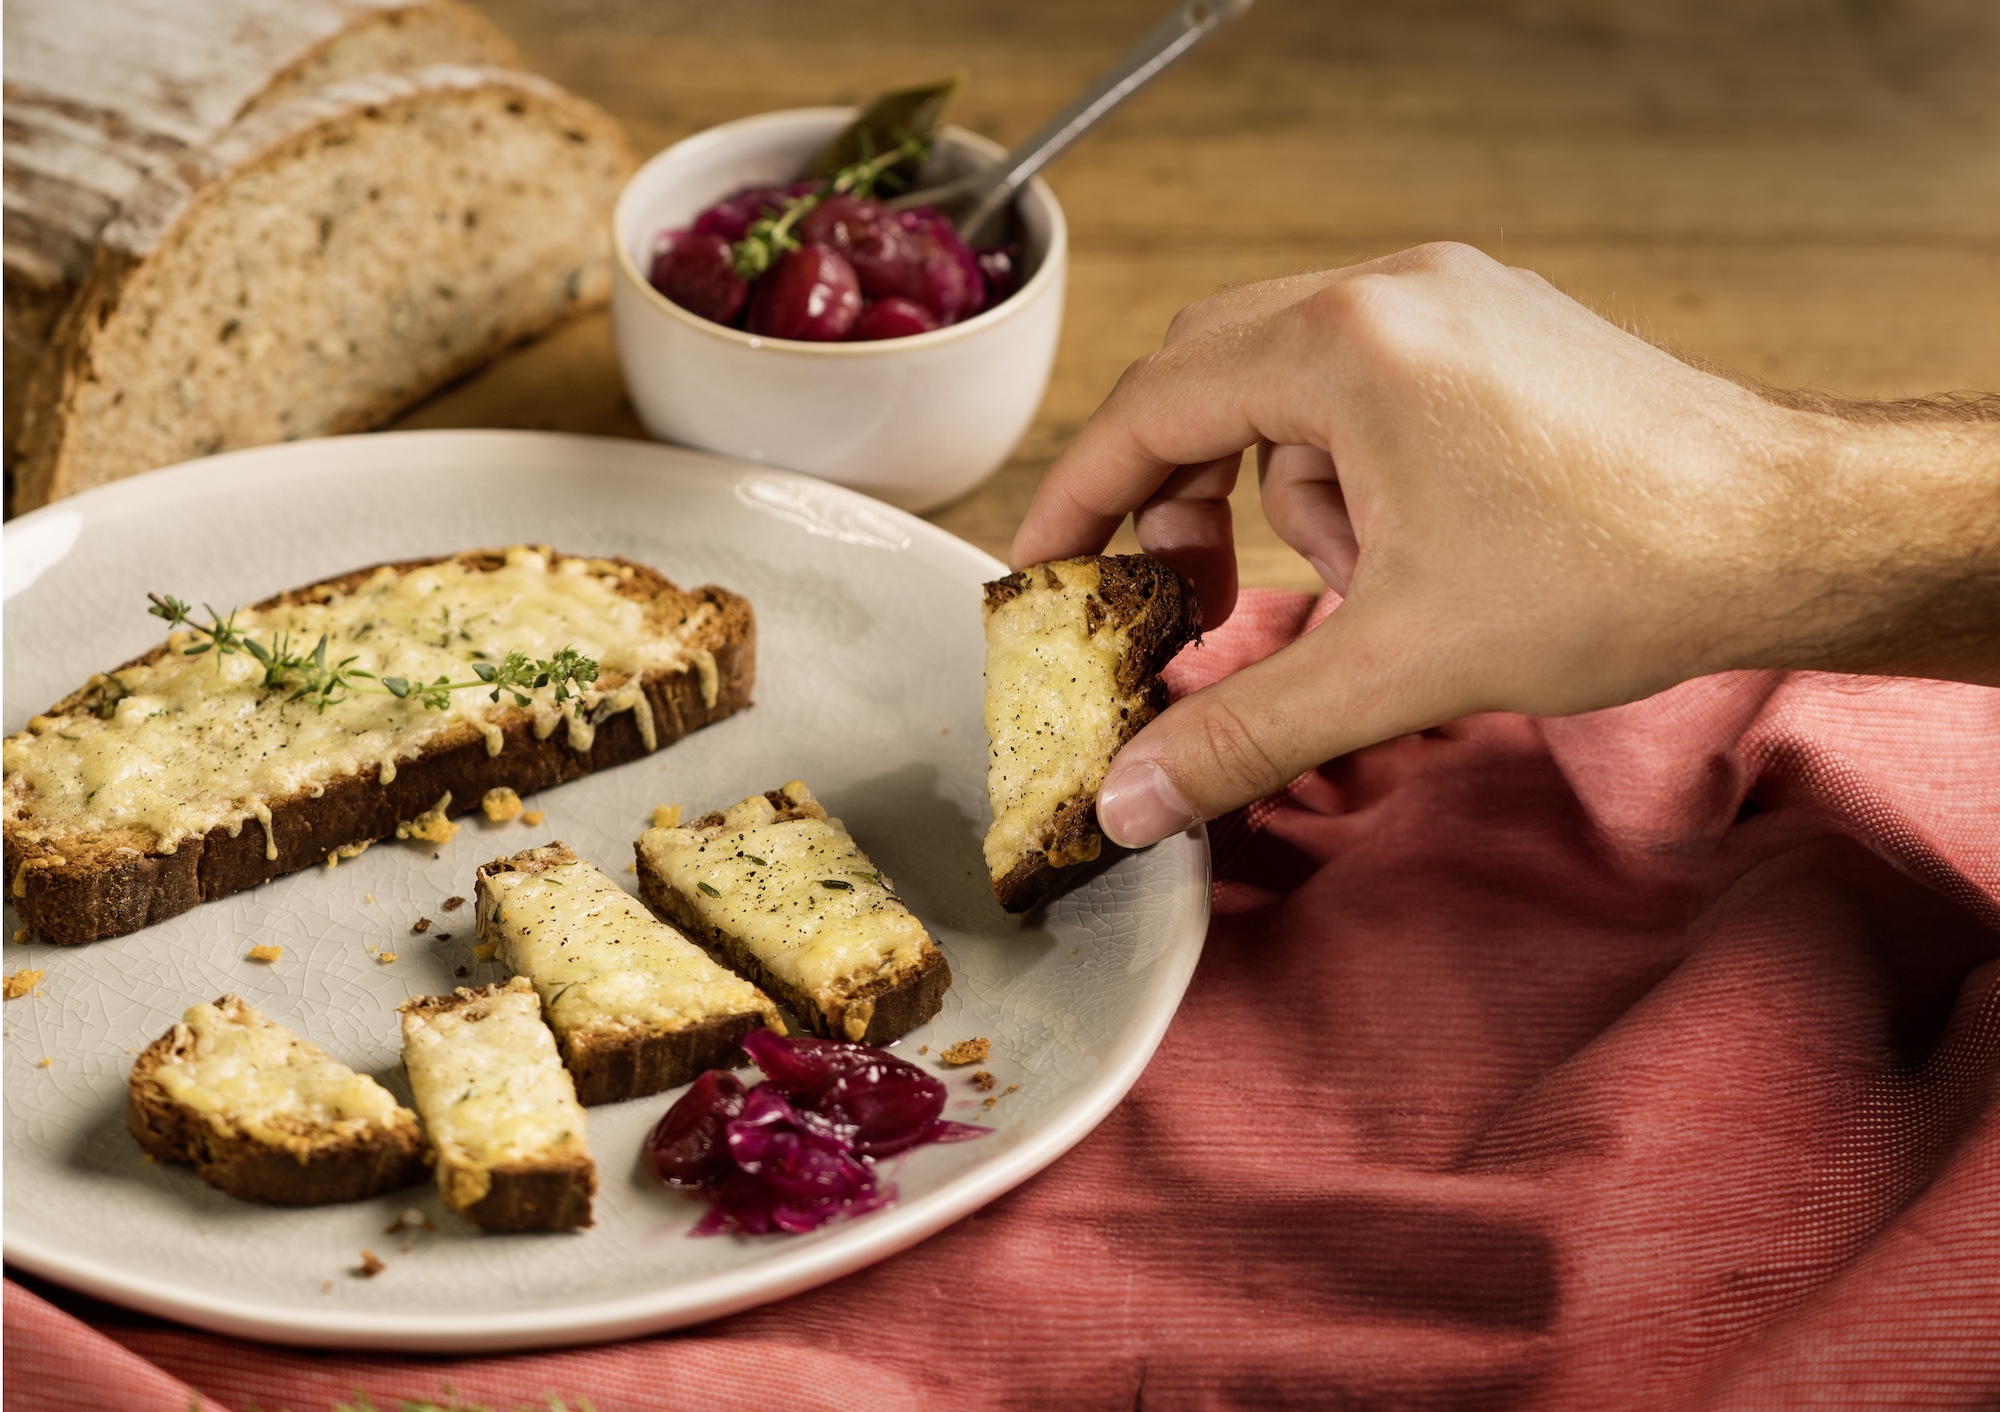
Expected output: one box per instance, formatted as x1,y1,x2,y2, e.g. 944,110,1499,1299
611,108,1068,514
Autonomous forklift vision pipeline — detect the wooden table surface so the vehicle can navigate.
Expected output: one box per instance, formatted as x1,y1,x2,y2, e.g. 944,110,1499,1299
408,0,2000,593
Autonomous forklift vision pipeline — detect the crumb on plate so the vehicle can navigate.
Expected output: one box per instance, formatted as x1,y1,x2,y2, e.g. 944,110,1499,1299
940,1037,990,1066
521,809,544,826
4,969,45,999
651,803,682,829
481,786,524,822
970,1069,997,1092
247,945,282,963
36,1056,53,1069
473,942,498,961
411,917,432,934
377,952,398,965
353,1249,386,1278
396,793,458,845
441,896,466,913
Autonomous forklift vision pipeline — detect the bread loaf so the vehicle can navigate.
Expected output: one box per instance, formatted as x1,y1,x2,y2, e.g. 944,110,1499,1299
3,0,634,511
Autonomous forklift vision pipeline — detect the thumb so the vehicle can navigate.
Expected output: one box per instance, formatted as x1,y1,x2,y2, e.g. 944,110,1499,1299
1095,597,1459,846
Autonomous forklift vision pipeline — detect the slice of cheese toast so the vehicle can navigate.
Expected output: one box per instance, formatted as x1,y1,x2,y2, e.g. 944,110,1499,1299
634,781,950,1044
475,842,783,1105
982,554,1200,912
4,546,753,945
127,994,429,1206
399,977,596,1232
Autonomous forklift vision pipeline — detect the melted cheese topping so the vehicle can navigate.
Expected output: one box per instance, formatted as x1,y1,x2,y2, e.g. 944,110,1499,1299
148,996,411,1153
637,786,931,1004
399,977,587,1210
982,559,1128,874
479,850,775,1036
3,549,712,854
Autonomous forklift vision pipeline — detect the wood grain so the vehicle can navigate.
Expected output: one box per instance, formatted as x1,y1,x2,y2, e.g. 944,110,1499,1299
413,0,2000,593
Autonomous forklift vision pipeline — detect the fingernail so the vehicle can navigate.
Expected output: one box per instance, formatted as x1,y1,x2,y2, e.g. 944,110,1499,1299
1097,760,1197,848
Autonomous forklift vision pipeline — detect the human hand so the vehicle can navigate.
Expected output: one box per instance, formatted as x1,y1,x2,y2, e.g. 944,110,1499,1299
1011,242,2000,846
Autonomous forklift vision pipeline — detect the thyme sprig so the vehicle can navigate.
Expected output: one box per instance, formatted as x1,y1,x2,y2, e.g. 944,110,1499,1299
731,132,932,281
147,593,600,716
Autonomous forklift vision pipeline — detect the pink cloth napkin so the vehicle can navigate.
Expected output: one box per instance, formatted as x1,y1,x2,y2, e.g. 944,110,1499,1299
9,587,2000,1411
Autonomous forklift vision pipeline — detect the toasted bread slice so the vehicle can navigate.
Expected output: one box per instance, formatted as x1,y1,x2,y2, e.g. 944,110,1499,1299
982,555,1200,912
398,977,595,1231
4,546,754,945
475,842,783,1105
634,781,950,1044
126,994,429,1206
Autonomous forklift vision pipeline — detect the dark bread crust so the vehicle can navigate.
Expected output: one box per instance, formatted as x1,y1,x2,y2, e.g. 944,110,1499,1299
5,548,754,945
398,981,598,1232
634,787,951,1045
984,554,1200,913
126,1005,430,1207
474,843,774,1106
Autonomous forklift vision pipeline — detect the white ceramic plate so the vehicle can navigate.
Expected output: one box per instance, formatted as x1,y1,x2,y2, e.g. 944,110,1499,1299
0,431,1208,1352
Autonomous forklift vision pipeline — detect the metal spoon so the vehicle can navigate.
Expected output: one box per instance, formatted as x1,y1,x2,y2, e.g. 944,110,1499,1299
889,0,1256,246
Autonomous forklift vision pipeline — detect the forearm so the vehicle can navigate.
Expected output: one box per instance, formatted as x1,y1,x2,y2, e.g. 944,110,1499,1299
1745,403,2000,686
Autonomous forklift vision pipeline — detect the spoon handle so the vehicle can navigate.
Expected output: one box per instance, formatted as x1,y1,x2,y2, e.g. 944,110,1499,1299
932,0,1255,242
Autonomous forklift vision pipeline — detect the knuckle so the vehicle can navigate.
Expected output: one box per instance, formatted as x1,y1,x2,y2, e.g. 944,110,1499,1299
1193,698,1286,801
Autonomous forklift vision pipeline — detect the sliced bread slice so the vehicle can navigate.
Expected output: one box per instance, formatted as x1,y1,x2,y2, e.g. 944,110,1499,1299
398,976,595,1231
982,554,1200,912
3,546,754,945
475,841,784,1105
126,994,429,1206
634,781,951,1044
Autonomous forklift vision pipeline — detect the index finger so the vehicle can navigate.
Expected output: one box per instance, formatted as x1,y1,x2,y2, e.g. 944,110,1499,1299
1009,299,1343,570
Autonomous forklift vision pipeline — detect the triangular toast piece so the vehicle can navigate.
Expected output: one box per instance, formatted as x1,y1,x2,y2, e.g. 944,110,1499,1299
981,554,1200,912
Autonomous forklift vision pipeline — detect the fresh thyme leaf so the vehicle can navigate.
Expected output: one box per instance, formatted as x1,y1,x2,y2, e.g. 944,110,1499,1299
854,871,881,886
744,855,768,866
697,881,721,897
819,879,853,890
144,593,602,718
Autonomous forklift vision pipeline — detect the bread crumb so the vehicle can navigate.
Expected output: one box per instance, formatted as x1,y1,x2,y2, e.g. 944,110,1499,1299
454,966,469,978
365,893,376,904
1006,1084,1019,1095
247,945,282,963
385,1209,436,1235
441,896,466,912
481,786,524,822
412,917,432,934
396,793,458,845
12,929,28,942
521,809,544,826
918,1045,928,1055
981,1095,998,1111
473,941,498,961
321,1280,333,1294
651,803,683,829
970,1069,997,1092
377,952,398,965
625,864,638,874
36,1056,53,1069
435,932,452,942
4,969,45,999
939,1038,990,1066
353,1249,386,1278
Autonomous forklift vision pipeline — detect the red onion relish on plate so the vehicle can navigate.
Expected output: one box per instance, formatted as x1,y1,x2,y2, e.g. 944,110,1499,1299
646,1028,987,1236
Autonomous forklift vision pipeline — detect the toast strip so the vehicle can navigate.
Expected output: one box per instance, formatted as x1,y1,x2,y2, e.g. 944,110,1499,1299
399,977,595,1231
634,781,950,1044
982,554,1200,911
475,842,783,1105
4,546,754,944
126,994,429,1206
